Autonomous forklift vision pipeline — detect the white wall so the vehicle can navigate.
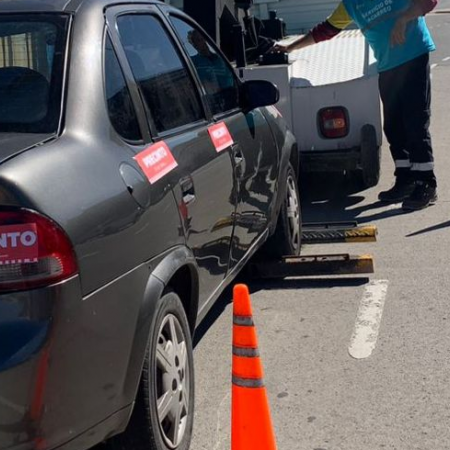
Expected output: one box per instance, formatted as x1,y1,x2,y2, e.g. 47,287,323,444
254,0,341,33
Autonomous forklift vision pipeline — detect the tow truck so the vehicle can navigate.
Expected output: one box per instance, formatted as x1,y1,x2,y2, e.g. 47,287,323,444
168,0,383,189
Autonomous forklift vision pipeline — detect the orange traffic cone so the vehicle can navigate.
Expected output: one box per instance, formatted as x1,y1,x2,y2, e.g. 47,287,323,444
231,284,278,450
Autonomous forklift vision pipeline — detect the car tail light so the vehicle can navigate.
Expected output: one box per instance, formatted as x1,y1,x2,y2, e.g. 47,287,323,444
319,107,349,139
0,208,77,292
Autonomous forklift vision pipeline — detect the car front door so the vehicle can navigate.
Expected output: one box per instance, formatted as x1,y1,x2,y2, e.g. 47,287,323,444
165,11,280,268
107,7,237,308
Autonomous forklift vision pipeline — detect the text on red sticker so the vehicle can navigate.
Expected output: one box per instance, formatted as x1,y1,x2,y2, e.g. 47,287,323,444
134,142,178,184
208,122,234,153
0,223,38,265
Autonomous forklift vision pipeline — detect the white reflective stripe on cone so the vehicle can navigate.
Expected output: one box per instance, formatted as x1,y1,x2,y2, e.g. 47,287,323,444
411,162,435,171
395,160,412,168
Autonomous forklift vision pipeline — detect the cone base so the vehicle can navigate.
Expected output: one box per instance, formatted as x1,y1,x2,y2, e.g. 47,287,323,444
232,385,277,450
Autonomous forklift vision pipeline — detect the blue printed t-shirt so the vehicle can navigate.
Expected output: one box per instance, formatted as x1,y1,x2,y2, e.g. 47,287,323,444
342,0,435,72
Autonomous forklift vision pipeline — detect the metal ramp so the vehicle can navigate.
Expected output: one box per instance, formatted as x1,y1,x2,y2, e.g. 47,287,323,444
302,221,377,245
249,254,374,279
249,222,377,279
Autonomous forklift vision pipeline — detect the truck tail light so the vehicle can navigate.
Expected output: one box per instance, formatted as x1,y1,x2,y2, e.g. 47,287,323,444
319,107,349,139
0,208,77,292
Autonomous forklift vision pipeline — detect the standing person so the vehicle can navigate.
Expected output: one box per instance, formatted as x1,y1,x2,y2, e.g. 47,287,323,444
275,0,438,211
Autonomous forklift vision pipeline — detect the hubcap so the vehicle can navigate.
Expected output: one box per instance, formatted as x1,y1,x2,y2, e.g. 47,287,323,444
286,174,300,252
156,314,190,449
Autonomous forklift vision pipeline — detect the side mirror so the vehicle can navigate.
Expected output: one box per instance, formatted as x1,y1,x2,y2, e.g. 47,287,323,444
241,80,280,111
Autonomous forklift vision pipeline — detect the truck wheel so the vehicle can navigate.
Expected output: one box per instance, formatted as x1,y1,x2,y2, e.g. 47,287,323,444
359,124,381,189
262,162,302,258
108,291,194,450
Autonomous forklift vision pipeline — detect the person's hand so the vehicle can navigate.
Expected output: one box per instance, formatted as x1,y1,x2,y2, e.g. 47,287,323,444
390,17,408,46
270,43,289,53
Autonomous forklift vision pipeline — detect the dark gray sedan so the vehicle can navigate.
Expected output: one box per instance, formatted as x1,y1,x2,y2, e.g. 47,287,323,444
0,1,301,449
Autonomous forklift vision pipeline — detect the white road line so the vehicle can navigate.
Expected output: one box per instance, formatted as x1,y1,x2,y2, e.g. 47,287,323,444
213,392,231,450
431,63,438,70
443,57,450,62
348,280,389,360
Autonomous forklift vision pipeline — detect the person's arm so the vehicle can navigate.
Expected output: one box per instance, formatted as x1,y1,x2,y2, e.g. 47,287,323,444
391,0,438,46
272,2,353,53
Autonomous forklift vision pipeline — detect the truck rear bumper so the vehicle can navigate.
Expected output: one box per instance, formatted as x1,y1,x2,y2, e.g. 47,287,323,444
300,148,361,172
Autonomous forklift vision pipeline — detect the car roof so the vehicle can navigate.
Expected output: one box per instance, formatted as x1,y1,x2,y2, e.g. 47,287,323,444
0,0,164,13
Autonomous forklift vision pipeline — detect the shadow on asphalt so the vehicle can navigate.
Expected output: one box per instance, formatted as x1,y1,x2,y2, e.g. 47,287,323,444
194,283,233,348
406,219,450,237
344,202,405,223
300,172,406,224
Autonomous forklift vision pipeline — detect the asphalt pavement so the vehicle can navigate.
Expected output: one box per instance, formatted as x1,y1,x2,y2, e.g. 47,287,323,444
191,11,450,450
437,0,450,11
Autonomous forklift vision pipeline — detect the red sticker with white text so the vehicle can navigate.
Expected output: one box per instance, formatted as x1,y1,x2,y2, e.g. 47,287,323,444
0,223,39,265
134,141,178,184
208,122,234,153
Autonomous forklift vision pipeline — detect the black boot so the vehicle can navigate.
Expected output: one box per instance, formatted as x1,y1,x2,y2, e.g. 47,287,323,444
402,181,437,211
378,178,416,203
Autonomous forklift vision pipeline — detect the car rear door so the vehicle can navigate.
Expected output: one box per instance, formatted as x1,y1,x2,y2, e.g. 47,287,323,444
164,10,280,268
107,6,236,307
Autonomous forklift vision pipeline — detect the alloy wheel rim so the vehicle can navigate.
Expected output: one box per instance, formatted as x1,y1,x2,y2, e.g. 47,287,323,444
156,314,189,449
286,174,300,252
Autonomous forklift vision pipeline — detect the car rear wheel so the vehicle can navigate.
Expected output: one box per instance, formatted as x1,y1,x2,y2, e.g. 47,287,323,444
108,291,194,450
262,162,302,258
359,124,381,189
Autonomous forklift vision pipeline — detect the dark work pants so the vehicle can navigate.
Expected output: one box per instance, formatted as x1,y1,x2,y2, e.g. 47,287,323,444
378,53,436,186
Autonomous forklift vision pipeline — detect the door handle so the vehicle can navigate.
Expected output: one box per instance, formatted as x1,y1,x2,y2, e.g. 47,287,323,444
180,176,196,205
232,144,244,166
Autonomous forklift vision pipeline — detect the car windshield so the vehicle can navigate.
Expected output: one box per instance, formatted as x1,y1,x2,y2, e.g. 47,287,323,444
0,14,69,134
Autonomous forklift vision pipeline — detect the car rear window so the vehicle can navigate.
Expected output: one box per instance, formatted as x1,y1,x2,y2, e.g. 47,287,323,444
0,14,69,133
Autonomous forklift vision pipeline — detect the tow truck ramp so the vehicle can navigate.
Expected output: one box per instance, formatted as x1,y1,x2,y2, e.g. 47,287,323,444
250,221,377,278
302,221,377,245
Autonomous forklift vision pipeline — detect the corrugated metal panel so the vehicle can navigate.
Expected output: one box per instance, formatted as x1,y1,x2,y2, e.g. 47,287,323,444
255,0,342,33
287,30,377,86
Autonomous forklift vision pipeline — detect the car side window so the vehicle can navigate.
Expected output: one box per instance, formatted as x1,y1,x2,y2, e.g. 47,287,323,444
170,16,240,116
105,35,142,142
116,14,204,134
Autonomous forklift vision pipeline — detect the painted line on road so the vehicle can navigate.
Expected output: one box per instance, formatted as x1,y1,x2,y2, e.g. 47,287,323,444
443,57,450,62
431,63,438,70
348,280,389,360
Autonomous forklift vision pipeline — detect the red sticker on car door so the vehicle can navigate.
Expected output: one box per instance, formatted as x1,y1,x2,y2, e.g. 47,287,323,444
0,223,38,265
134,141,178,184
208,122,234,153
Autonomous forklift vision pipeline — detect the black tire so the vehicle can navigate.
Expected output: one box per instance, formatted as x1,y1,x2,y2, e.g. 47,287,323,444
108,291,194,450
262,162,302,258
359,124,381,189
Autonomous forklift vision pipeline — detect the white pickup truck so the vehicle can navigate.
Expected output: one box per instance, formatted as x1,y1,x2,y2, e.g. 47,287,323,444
166,0,383,189
241,29,383,189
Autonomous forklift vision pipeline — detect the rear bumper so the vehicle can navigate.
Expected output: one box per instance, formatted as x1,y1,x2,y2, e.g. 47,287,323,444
0,358,40,450
300,147,361,172
0,261,158,450
0,278,80,450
